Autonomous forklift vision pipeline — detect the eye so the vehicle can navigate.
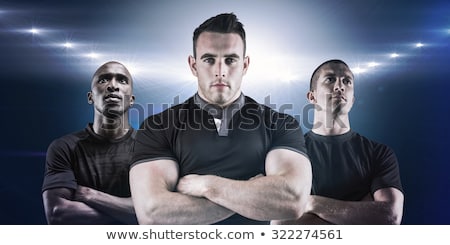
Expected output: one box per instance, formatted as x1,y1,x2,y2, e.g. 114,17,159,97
98,78,109,84
325,77,336,83
203,58,215,64
343,78,352,85
117,77,129,84
225,57,236,65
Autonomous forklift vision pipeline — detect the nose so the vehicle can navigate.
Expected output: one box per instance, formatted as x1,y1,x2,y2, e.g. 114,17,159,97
214,60,226,78
334,79,344,92
107,78,119,92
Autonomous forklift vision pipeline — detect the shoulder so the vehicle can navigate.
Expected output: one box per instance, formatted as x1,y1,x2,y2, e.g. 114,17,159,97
45,129,89,163
48,129,88,152
353,132,389,147
352,131,397,157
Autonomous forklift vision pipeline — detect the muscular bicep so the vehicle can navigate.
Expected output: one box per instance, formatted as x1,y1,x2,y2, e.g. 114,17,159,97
129,159,179,222
130,159,179,193
265,148,311,183
265,148,312,205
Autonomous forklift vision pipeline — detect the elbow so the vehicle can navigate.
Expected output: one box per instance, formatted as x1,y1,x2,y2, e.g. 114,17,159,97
278,179,311,220
137,217,158,225
288,160,313,220
137,217,156,225
386,199,404,225
378,201,403,225
386,208,403,225
289,206,306,221
294,194,309,219
136,210,157,225
291,182,312,220
46,205,68,225
135,203,163,225
391,216,402,225
285,190,310,220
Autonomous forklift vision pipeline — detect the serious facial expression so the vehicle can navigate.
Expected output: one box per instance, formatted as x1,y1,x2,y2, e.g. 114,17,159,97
189,32,249,107
88,62,134,118
311,62,354,116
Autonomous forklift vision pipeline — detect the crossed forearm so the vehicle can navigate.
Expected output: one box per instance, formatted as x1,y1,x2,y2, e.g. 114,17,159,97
135,191,234,225
307,195,399,225
177,174,304,221
75,186,137,224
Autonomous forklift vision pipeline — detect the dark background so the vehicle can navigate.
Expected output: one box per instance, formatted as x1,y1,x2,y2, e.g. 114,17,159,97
1,0,449,224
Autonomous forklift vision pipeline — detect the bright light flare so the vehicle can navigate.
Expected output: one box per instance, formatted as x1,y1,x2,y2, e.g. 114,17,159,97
352,67,367,74
63,42,73,48
390,53,399,58
367,62,380,68
85,52,100,59
29,28,39,34
415,42,424,48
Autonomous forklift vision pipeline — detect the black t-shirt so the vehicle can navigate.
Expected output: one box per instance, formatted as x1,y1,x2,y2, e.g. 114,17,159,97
305,130,403,201
131,95,307,224
42,124,135,198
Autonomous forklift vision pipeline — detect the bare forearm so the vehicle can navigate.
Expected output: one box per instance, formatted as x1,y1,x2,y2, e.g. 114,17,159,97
137,192,234,225
309,195,399,225
203,175,305,221
46,199,118,225
79,189,137,225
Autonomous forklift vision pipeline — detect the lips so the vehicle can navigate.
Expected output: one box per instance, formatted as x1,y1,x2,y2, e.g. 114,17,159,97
104,94,122,101
211,83,229,88
331,94,347,102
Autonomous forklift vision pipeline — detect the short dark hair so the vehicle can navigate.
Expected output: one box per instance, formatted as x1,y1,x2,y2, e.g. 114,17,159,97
192,13,246,58
309,59,351,91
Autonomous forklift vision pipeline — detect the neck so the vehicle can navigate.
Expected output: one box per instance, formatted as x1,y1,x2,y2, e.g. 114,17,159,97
312,110,351,136
197,92,242,108
92,112,131,139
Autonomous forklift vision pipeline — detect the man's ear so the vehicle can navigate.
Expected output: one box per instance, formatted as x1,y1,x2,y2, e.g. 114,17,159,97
307,91,316,103
242,56,250,75
87,91,93,104
188,55,197,77
130,95,135,106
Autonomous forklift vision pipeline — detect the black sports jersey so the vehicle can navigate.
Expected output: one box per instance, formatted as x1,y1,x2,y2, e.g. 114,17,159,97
131,94,307,224
42,124,135,198
305,130,403,201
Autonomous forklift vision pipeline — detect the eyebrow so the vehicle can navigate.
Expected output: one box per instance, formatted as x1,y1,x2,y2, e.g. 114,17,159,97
200,53,241,59
97,73,129,81
322,72,336,77
322,71,353,79
224,54,240,59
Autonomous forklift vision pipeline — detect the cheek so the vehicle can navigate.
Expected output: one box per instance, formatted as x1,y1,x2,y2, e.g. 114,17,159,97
195,69,211,82
197,81,210,92
228,66,242,75
91,91,101,98
92,86,104,94
123,87,133,94
197,63,212,72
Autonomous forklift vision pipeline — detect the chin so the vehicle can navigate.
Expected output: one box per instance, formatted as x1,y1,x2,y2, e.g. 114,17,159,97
211,95,228,105
103,108,124,118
